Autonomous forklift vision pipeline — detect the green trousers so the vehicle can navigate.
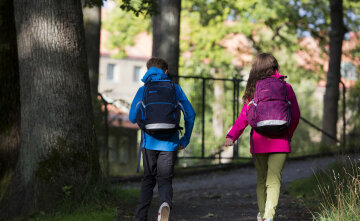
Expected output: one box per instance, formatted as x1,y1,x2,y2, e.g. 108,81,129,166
254,153,287,220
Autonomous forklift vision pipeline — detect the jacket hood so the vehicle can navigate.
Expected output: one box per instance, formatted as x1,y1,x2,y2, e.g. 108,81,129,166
272,70,286,79
141,67,169,83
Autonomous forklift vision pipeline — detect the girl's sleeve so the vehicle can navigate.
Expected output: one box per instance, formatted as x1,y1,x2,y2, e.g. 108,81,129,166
226,104,249,141
287,83,300,138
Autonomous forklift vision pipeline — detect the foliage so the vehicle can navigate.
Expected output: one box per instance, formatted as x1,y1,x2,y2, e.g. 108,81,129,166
103,1,151,58
181,0,241,77
188,0,360,53
84,0,104,7
344,33,360,147
120,0,157,17
343,0,360,32
350,43,360,58
289,79,324,156
347,80,360,142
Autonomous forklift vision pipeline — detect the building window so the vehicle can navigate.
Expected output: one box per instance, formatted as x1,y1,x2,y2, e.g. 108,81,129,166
341,62,357,81
133,66,141,82
107,63,115,81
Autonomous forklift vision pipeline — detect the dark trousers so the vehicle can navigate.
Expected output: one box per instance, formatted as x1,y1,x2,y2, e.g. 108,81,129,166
135,148,176,221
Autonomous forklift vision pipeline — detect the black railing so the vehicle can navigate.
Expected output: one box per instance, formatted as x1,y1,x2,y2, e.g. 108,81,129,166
168,74,347,161
169,74,245,160
98,75,347,166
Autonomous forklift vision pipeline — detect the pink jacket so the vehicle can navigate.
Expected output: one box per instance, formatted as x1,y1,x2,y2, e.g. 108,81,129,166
226,74,300,154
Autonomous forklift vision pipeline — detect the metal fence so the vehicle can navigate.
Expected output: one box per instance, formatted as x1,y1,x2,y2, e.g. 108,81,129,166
98,75,348,174
169,75,347,163
169,74,244,161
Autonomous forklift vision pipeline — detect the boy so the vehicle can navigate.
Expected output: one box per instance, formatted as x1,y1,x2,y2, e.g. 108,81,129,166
129,57,196,221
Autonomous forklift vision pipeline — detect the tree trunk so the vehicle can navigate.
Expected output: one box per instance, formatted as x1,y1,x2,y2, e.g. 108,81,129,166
321,0,345,145
0,0,20,197
82,1,101,99
82,1,104,174
152,0,181,83
0,0,100,218
212,70,225,138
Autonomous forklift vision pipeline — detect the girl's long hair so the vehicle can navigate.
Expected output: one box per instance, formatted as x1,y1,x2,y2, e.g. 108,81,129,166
242,53,279,103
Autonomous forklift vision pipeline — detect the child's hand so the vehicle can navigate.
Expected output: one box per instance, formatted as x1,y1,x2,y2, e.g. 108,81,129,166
225,138,234,146
178,145,185,150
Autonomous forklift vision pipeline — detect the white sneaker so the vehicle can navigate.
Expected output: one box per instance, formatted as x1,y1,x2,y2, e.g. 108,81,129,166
264,218,271,221
257,212,263,221
157,202,170,221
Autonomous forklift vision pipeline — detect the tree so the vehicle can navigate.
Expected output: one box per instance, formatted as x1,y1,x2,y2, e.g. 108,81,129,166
82,0,102,99
102,3,151,59
82,1,105,175
152,0,181,82
0,0,20,197
0,0,100,218
102,0,360,155
321,0,346,145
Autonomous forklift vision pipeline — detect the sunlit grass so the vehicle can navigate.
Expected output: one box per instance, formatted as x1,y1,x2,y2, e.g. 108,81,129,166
313,157,360,220
287,155,360,220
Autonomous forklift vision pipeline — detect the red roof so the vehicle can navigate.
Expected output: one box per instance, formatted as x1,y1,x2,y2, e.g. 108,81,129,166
100,100,139,130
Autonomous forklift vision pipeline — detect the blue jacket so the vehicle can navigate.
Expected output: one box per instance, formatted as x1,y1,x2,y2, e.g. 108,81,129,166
129,67,196,151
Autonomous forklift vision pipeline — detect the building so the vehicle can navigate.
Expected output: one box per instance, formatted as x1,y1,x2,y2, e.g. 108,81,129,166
98,26,152,111
103,103,139,176
97,4,152,176
98,56,148,111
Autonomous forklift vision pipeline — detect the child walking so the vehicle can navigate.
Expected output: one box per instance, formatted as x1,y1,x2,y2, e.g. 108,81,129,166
129,57,196,221
225,53,300,221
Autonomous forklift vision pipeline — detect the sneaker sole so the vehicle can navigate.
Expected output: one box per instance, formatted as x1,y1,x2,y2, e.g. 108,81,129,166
160,206,170,221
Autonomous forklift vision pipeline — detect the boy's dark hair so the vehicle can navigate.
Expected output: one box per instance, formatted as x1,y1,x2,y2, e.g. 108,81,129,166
146,57,168,72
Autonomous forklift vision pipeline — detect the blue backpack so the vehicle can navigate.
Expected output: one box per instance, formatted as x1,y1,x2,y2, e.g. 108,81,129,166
136,80,181,134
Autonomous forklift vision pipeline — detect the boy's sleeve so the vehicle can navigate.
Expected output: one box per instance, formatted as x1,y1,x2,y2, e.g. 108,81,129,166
226,104,249,141
129,87,144,124
175,85,196,148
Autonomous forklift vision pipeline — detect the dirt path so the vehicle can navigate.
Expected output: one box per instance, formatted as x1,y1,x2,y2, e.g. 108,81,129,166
119,156,336,221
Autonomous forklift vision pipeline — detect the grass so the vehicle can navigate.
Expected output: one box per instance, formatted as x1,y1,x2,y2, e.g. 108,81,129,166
28,183,139,221
29,209,115,221
0,169,13,200
286,155,360,220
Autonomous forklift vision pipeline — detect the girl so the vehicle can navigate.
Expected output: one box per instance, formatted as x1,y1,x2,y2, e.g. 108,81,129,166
225,53,300,221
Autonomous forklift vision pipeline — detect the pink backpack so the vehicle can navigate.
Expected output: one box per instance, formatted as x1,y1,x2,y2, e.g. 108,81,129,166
247,77,292,136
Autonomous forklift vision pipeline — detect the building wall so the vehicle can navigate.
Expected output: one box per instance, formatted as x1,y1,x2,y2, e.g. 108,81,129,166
108,127,138,176
98,56,147,111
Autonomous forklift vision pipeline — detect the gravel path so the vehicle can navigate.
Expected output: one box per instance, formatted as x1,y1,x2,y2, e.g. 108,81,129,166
120,156,337,221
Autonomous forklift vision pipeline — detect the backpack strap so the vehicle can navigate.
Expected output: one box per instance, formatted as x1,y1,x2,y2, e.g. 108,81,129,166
171,82,178,102
281,77,289,102
248,100,257,107
136,131,144,173
250,128,256,161
142,83,147,105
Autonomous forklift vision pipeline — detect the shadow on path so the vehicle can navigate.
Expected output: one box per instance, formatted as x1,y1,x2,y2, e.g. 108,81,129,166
119,156,336,221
